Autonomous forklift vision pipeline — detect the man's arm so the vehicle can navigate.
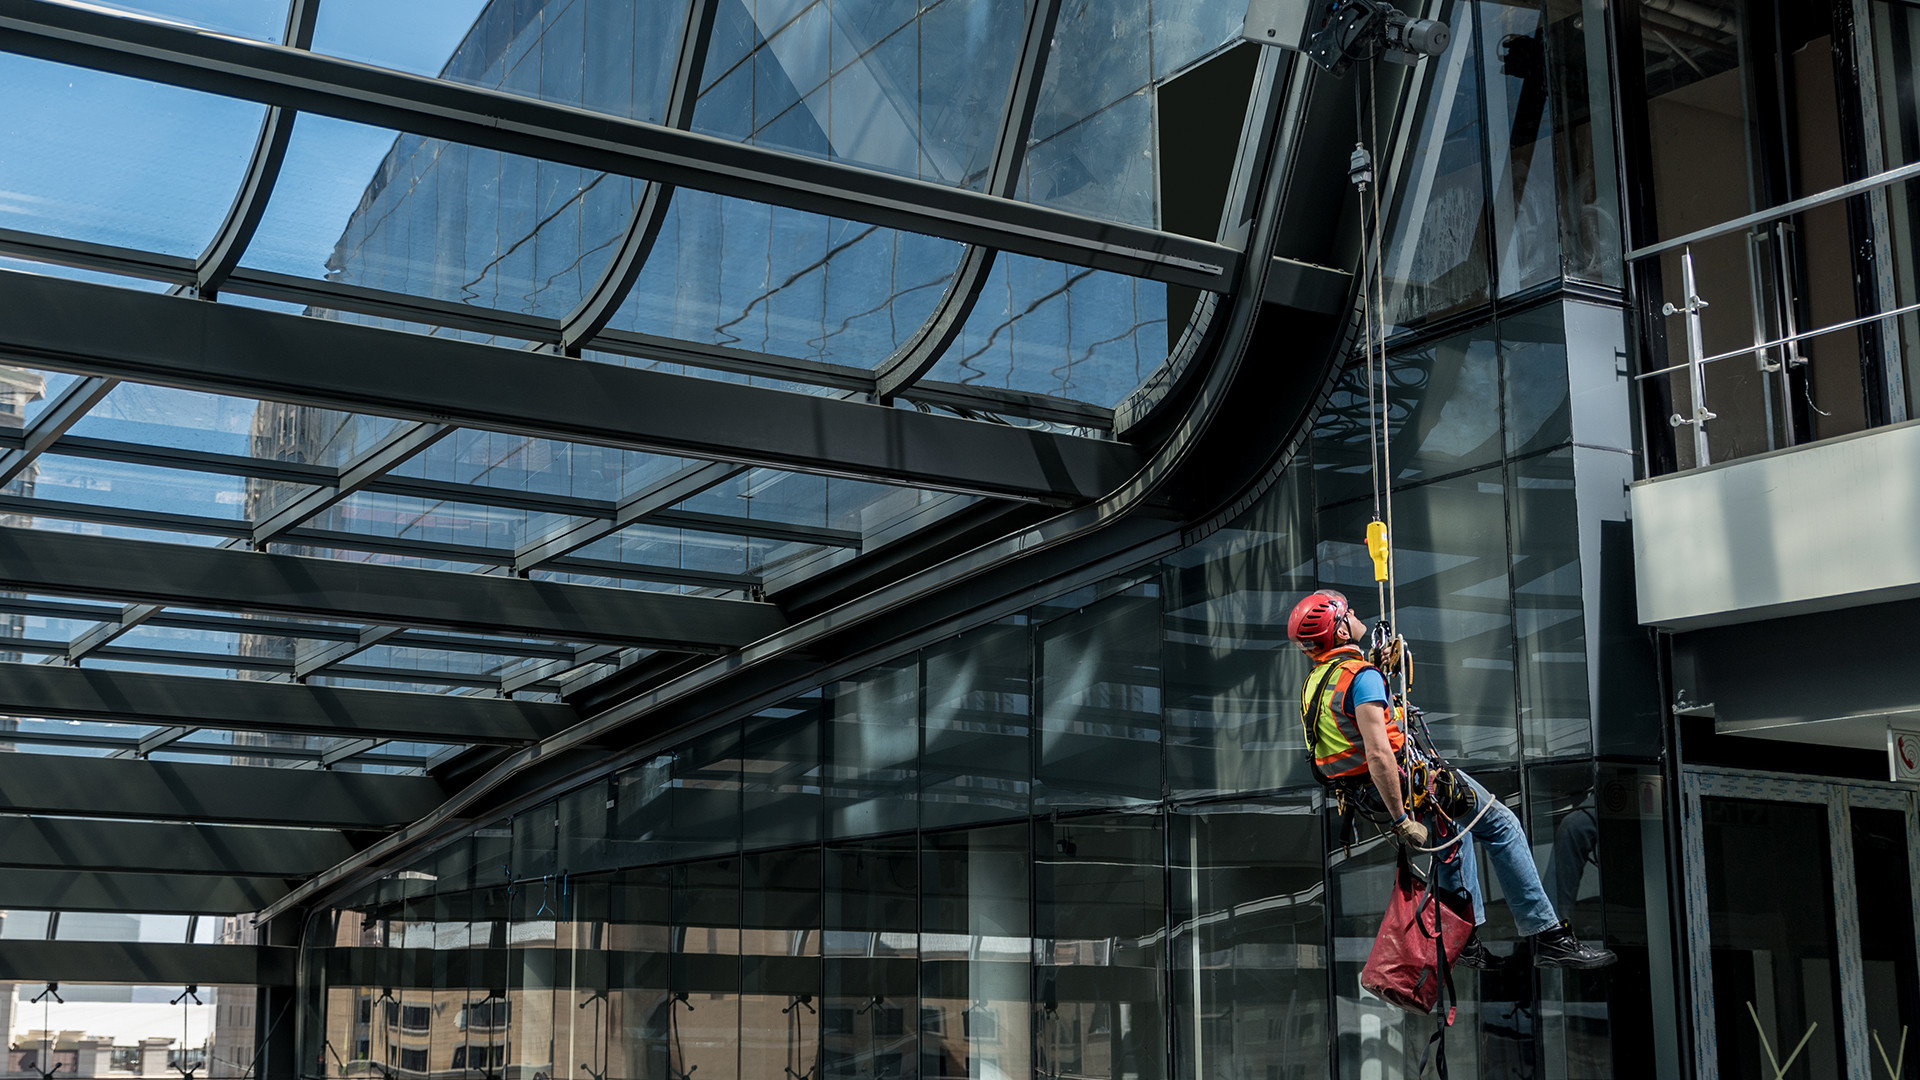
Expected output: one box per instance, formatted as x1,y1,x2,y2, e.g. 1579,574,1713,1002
1354,700,1406,820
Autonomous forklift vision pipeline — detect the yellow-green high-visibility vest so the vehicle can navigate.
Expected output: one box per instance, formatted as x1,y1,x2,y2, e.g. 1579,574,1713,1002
1300,645,1405,778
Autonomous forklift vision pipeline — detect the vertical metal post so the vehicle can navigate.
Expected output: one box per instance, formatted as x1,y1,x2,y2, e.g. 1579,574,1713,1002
1665,247,1715,466
1772,220,1804,448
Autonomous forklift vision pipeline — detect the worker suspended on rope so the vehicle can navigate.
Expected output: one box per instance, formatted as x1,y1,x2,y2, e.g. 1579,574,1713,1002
1288,589,1615,969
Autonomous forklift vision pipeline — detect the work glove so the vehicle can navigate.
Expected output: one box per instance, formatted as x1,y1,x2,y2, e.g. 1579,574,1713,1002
1390,814,1429,847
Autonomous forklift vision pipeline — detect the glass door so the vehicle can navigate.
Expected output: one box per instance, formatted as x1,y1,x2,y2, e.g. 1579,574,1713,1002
1681,770,1920,1080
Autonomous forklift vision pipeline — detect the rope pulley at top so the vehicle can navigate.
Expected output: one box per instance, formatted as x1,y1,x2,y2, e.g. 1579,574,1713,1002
1244,0,1449,699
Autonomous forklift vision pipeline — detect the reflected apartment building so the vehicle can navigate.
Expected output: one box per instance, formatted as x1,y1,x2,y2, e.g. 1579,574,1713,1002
293,2,1920,1080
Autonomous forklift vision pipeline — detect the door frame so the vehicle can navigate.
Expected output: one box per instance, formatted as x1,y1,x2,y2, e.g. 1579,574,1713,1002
1681,766,1920,1080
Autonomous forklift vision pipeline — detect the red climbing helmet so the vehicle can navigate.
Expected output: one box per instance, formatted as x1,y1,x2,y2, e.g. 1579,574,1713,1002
1288,590,1352,652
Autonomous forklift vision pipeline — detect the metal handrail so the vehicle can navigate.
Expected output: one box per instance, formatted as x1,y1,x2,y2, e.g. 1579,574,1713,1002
1633,297,1920,380
1625,158,1920,262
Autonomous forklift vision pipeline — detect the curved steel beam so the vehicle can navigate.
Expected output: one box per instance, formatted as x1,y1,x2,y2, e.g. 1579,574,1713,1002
263,39,1362,922
192,0,318,296
559,0,718,349
871,0,1062,399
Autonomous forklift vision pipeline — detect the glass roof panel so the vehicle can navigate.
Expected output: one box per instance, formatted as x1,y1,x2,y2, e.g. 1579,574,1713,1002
0,55,267,256
46,0,292,41
87,657,245,679
9,519,226,547
694,0,1026,185
308,0,493,77
314,0,691,127
674,468,921,533
0,365,75,429
1,614,100,650
923,253,1185,408
309,491,570,554
0,742,117,758
2,715,153,741
67,384,272,457
355,642,556,679
243,113,639,319
112,623,251,656
577,520,828,582
28,455,251,527
280,542,493,575
1019,0,1246,227
611,188,960,367
582,349,850,398
386,430,686,505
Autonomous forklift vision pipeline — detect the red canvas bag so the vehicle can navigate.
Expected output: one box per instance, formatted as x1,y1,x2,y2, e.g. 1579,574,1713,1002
1360,851,1474,1077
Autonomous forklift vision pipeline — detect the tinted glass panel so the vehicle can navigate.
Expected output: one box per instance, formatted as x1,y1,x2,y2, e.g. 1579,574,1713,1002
826,660,919,838
1317,471,1519,764
1509,449,1590,759
824,836,918,1080
1032,812,1165,1080
1311,324,1502,509
1034,585,1162,810
743,693,824,849
1380,1,1490,331
1171,798,1327,1080
921,620,1031,829
920,823,1030,1080
1163,461,1317,799
1852,806,1918,1080
1701,798,1845,1080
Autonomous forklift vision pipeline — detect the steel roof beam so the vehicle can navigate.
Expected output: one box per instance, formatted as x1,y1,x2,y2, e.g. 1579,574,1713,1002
0,274,1143,503
0,374,117,488
0,868,291,914
251,422,452,545
0,0,1237,291
0,524,786,650
0,726,433,767
0,940,296,986
0,752,446,828
0,815,354,877
0,662,576,744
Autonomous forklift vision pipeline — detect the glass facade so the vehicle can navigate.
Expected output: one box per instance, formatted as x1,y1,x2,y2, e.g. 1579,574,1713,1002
300,287,1680,1077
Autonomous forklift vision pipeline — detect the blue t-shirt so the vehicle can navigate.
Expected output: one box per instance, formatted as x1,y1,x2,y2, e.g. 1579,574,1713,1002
1344,666,1389,716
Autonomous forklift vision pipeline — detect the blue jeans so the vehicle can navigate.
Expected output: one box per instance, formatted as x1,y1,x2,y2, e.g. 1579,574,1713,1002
1427,772,1560,937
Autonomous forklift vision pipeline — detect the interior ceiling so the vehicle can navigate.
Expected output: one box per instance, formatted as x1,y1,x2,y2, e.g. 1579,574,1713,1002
0,0,1366,926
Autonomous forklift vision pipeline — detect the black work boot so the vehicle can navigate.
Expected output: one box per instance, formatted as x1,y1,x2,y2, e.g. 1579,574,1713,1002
1454,932,1498,970
1532,922,1616,969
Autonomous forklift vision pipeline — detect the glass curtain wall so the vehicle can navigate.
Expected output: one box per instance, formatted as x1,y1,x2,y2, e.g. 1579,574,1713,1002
301,293,1675,1080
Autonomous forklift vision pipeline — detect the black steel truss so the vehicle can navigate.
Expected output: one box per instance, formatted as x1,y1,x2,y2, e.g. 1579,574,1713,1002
0,815,353,878
0,752,447,828
0,273,1144,504
0,662,577,744
0,524,786,650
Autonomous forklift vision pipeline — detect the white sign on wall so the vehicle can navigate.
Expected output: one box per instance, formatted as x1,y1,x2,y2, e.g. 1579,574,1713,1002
1890,727,1920,784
